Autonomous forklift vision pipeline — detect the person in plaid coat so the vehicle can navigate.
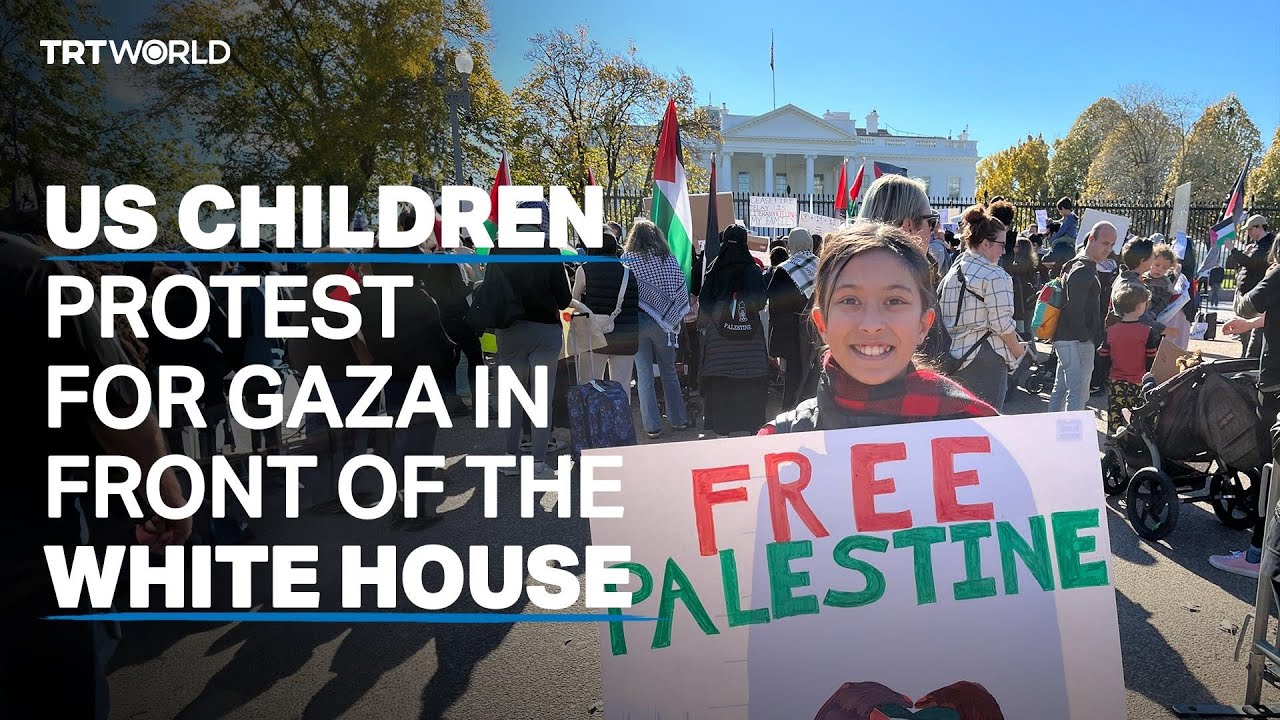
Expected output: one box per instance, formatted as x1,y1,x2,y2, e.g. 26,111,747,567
761,222,997,435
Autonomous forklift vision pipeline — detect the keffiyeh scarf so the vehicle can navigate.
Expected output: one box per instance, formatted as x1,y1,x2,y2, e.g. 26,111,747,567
780,250,818,299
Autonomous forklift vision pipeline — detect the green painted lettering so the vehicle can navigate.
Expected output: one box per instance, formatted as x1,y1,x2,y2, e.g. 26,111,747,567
1052,509,1110,589
653,557,719,649
892,526,947,605
949,522,997,600
997,516,1054,594
606,561,653,656
767,540,820,619
719,549,770,627
824,534,889,608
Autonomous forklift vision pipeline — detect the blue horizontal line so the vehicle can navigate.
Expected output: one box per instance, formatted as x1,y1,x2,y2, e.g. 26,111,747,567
50,253,623,265
45,611,656,624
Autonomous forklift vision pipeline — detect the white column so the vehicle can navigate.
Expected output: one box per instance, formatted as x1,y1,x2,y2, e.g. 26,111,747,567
721,152,733,192
804,154,816,195
763,153,775,193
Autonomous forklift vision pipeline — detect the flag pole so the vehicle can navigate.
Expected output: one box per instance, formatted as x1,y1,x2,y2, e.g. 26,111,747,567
770,30,776,110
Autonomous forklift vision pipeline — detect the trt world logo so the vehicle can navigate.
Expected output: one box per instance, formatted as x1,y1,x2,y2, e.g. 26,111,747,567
40,40,230,65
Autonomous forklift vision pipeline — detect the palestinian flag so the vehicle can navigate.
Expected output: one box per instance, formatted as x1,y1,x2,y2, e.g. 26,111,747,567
704,154,720,269
652,100,694,282
873,161,907,178
1198,215,1238,276
1222,157,1251,222
478,150,511,256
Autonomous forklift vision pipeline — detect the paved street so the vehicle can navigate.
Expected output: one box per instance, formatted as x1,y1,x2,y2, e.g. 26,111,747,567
105,320,1278,720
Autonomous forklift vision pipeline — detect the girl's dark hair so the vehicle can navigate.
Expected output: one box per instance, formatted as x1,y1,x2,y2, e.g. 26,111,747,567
813,221,938,371
814,221,934,318
961,205,1006,250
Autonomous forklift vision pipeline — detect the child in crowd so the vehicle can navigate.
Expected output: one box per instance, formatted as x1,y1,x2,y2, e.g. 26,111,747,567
1108,237,1174,336
1099,282,1161,439
1145,243,1192,348
759,221,997,434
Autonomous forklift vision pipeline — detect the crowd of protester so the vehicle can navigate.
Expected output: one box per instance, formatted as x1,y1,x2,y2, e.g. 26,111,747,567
4,175,1278,717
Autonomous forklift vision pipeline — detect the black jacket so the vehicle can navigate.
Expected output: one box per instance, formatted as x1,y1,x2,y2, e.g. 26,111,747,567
1231,232,1275,296
1239,264,1280,390
488,247,572,325
580,261,639,355
1055,255,1102,344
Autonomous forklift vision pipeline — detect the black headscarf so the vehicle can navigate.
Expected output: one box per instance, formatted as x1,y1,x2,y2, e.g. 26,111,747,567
701,224,755,304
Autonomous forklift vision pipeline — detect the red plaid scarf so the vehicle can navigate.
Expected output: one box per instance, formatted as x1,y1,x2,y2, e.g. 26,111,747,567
824,353,997,422
760,353,996,434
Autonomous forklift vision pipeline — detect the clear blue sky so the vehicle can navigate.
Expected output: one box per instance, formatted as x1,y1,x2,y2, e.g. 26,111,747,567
486,0,1280,157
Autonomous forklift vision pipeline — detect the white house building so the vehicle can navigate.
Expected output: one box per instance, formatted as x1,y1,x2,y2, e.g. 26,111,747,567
691,104,978,202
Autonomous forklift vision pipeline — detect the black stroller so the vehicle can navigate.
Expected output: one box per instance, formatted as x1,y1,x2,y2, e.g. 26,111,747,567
1102,357,1267,540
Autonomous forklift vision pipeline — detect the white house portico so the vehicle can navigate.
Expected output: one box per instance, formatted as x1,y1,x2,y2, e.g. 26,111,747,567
691,104,979,202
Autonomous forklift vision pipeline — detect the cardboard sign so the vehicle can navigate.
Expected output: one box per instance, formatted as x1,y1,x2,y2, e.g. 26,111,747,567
1076,209,1131,251
1151,338,1193,384
644,192,735,244
797,211,842,237
1171,182,1192,236
749,195,799,229
590,412,1124,719
747,234,771,253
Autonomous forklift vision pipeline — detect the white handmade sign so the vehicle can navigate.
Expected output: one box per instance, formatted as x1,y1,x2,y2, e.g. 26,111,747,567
1076,209,1131,250
798,211,841,236
1171,182,1192,236
1036,209,1049,233
590,411,1123,719
749,195,799,229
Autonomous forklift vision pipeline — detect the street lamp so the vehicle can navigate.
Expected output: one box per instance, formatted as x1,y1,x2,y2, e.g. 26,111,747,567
433,47,473,185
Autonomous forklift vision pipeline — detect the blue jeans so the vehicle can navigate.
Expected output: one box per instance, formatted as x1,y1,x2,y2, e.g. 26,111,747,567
1049,340,1095,412
382,381,441,515
634,314,687,433
495,321,564,464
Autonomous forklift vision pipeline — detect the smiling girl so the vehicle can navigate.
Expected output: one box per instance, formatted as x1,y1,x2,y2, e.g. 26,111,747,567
760,222,997,435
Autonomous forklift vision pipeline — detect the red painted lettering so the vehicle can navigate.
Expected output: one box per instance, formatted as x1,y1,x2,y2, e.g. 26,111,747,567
692,465,751,557
932,436,995,523
851,443,912,532
764,452,829,543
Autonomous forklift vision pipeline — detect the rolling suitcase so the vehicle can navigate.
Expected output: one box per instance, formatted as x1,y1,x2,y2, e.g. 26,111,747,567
566,349,636,457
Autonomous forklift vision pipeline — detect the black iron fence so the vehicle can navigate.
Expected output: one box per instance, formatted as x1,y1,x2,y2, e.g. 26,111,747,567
604,191,1276,285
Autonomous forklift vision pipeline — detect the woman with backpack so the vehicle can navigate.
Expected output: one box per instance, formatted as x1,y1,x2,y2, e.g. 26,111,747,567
937,206,1026,411
699,224,769,436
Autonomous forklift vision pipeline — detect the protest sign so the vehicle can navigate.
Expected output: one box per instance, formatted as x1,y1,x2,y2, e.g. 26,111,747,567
749,195,799,229
798,210,841,237
590,412,1124,719
646,192,735,243
1171,182,1192,235
1077,209,1130,250
1151,339,1193,383
1036,209,1049,233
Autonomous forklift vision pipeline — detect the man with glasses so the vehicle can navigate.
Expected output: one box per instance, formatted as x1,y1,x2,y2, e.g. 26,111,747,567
1048,221,1116,412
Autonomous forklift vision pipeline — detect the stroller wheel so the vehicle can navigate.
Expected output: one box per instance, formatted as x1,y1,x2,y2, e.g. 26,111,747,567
1126,467,1179,541
1024,375,1044,395
1209,467,1259,531
1101,446,1129,496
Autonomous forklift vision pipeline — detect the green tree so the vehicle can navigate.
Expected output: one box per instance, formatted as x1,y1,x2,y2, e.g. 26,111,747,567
142,0,513,215
1,0,209,234
510,26,719,197
1084,86,1188,202
976,134,1050,200
1047,97,1125,199
1164,94,1262,202
1249,126,1280,205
